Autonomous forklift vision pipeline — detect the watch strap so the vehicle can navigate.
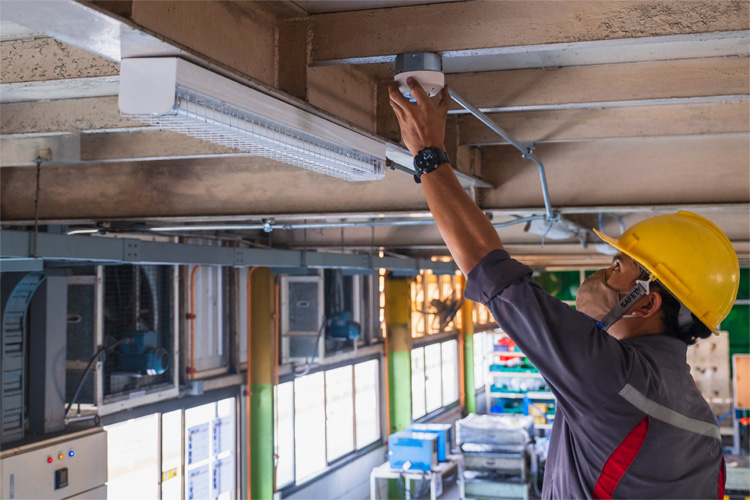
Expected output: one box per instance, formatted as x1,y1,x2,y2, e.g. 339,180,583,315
413,147,450,184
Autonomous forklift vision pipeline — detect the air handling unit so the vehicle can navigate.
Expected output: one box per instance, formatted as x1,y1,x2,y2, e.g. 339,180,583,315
119,57,386,182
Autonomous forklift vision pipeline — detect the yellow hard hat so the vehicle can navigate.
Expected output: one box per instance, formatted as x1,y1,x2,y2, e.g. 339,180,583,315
593,211,740,333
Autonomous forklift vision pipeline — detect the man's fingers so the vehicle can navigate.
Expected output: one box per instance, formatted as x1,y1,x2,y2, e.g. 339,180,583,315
389,82,410,109
437,86,451,114
406,77,430,106
390,99,407,122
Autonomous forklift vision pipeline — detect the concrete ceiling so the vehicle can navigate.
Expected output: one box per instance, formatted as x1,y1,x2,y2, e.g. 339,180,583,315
0,0,748,268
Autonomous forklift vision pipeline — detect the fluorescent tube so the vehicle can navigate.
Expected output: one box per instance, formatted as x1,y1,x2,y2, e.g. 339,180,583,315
119,58,385,182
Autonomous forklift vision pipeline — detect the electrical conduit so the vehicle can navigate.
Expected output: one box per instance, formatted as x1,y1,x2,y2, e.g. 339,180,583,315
246,267,257,499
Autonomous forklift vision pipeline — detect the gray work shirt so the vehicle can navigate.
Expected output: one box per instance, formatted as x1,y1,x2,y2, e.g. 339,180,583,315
465,249,725,499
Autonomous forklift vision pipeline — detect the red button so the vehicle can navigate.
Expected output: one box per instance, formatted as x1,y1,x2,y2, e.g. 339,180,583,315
47,457,53,463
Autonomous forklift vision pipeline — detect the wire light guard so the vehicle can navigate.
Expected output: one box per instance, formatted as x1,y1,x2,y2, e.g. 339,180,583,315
119,58,386,182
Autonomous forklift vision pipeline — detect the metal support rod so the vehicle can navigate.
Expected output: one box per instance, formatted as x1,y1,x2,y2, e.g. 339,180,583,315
525,154,555,221
449,89,555,221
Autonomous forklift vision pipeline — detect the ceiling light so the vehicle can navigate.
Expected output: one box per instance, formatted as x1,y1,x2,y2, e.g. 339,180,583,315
118,58,385,182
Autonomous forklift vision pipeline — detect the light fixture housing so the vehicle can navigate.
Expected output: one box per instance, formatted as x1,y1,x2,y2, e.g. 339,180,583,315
119,57,385,182
394,52,445,98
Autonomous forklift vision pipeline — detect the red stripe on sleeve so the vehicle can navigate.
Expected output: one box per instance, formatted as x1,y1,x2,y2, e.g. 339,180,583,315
593,416,650,499
718,456,725,499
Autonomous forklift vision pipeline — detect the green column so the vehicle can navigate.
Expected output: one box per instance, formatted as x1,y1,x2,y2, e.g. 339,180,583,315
461,279,477,413
385,275,412,500
385,275,413,433
249,268,274,500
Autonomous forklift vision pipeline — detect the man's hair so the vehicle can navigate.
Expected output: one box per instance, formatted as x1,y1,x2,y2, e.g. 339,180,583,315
651,281,712,345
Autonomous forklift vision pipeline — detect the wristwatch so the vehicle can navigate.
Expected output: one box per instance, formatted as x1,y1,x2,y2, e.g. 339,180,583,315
413,147,451,184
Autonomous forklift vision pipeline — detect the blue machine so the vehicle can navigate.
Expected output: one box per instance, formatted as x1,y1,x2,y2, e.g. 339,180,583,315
327,311,360,340
116,331,170,376
406,423,453,462
388,432,439,472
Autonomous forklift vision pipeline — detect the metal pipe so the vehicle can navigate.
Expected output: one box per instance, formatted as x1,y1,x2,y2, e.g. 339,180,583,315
149,215,553,233
492,215,547,229
449,89,555,221
449,89,528,152
525,154,554,220
15,202,745,228
150,219,438,232
245,267,257,499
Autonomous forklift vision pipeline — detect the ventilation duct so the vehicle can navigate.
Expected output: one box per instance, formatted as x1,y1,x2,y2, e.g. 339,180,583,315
119,57,386,182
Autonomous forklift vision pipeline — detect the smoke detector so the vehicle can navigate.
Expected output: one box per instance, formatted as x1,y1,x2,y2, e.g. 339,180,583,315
394,52,445,99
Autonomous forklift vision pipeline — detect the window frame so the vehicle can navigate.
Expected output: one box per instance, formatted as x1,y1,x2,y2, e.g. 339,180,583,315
102,390,240,500
411,333,461,422
275,353,383,496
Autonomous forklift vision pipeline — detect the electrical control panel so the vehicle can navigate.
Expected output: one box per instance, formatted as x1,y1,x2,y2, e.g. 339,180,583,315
0,430,107,499
280,274,325,364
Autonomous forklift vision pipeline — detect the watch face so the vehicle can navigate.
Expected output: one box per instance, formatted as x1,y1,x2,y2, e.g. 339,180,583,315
423,149,434,160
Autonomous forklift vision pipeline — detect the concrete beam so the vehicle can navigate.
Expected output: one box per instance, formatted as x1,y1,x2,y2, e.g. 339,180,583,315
445,57,750,111
94,0,280,86
0,76,119,104
1,135,747,223
479,134,749,209
0,157,429,221
308,65,378,133
277,19,310,101
0,97,143,135
459,101,750,145
310,0,749,63
0,38,119,84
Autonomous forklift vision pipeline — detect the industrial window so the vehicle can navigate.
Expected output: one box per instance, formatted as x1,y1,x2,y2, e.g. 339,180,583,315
472,302,492,326
354,359,380,447
185,398,236,500
325,366,355,461
275,381,295,489
441,340,459,405
104,397,237,500
411,348,427,419
275,358,382,492
161,410,182,500
294,371,327,482
410,271,461,337
105,413,160,500
424,343,443,413
411,338,460,420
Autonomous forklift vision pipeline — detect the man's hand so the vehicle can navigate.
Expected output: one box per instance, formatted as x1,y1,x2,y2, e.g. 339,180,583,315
388,76,502,274
389,78,450,156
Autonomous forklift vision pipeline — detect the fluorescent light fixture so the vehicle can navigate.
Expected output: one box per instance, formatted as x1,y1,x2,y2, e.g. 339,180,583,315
119,58,385,182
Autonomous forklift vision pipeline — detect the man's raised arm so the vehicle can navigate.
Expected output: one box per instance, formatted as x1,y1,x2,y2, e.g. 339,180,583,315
389,78,503,274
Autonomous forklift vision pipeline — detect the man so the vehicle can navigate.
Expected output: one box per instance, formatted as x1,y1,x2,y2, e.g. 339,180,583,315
389,78,739,499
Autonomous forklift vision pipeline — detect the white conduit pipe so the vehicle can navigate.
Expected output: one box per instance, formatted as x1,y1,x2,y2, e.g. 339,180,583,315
147,215,545,232
448,89,555,222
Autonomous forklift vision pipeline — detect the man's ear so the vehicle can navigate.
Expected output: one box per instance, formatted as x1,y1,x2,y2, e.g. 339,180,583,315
630,292,663,319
